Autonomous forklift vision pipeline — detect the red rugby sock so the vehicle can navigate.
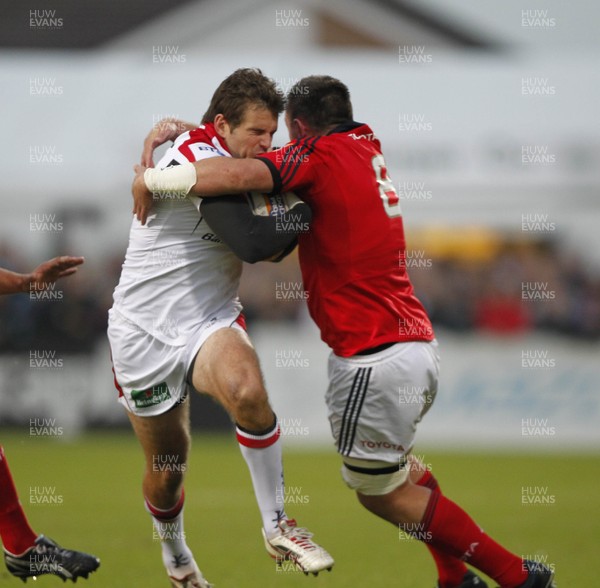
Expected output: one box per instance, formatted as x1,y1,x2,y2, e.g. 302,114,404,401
0,446,38,555
422,492,528,587
417,471,470,588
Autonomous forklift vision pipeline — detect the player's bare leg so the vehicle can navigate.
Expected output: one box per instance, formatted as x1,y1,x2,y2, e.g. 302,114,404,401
128,399,190,509
407,455,486,588
128,399,212,588
192,327,334,575
357,474,554,588
192,327,274,431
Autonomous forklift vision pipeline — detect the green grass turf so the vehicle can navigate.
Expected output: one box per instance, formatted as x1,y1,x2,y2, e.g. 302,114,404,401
1,431,597,586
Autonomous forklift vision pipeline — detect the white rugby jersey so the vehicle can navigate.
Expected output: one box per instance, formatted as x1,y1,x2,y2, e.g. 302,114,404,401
111,123,243,346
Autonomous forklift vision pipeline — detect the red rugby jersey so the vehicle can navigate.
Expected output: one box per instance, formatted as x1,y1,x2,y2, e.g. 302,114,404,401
257,122,434,357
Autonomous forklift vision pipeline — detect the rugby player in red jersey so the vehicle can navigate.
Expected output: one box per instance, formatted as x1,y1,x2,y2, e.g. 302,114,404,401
0,256,100,581
133,75,556,588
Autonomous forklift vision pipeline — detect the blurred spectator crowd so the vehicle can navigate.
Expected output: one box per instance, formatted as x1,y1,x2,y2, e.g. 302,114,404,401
1,236,599,355
410,240,600,339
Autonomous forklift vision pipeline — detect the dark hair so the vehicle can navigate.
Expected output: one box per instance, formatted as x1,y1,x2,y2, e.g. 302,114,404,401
286,76,353,133
202,68,285,129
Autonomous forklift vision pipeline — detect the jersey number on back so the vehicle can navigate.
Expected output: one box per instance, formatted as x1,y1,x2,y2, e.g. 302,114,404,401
372,154,401,218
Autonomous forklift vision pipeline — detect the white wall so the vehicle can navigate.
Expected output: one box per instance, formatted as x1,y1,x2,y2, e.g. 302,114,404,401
2,323,598,449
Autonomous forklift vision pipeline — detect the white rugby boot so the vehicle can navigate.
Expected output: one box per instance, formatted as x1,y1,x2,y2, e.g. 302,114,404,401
262,518,334,576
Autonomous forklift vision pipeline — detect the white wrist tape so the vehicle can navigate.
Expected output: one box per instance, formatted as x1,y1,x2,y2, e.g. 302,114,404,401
144,163,197,198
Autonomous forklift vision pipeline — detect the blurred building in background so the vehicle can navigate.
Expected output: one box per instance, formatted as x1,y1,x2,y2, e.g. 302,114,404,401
1,0,599,448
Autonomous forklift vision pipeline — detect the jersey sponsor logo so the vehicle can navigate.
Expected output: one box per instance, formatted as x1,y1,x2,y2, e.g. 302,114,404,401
348,132,376,141
358,439,405,452
201,232,222,243
131,382,172,409
192,145,220,154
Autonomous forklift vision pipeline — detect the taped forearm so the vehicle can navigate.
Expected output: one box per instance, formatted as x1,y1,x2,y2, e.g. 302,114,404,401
144,163,197,197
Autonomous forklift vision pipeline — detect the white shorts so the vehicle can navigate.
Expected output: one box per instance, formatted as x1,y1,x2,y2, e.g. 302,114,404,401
107,308,245,417
326,340,439,465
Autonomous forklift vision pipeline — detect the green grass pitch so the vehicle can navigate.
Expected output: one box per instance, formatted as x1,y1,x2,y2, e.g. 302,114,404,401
1,431,597,586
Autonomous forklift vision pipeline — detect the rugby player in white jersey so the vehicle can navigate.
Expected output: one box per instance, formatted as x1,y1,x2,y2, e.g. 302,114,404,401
107,69,332,588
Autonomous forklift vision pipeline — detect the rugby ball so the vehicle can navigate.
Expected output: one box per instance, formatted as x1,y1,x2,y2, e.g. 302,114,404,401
246,191,303,217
